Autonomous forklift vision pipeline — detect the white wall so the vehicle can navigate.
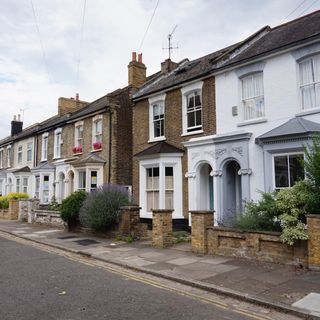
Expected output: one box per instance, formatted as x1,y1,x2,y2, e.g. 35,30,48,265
216,51,320,200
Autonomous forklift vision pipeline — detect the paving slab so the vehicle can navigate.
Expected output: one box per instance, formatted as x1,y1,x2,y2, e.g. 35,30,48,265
292,292,320,316
200,257,232,265
167,257,200,266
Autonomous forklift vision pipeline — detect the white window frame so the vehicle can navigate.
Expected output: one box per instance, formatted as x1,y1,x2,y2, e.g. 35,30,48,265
54,128,62,159
299,54,320,111
22,177,28,193
272,152,304,189
139,154,183,219
17,145,23,164
148,94,166,142
16,177,21,192
78,170,86,191
241,72,265,121
92,115,103,147
0,148,3,168
7,145,11,167
27,142,33,162
41,133,49,161
74,121,84,148
181,81,204,136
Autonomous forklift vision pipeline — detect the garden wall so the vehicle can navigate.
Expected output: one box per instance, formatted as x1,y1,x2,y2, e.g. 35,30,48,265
31,210,64,228
207,227,308,266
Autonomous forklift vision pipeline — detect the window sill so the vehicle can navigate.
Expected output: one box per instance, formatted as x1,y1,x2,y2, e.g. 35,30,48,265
72,152,82,156
148,136,166,143
237,118,267,127
91,149,102,153
53,156,61,160
40,159,47,162
296,108,320,117
181,129,204,137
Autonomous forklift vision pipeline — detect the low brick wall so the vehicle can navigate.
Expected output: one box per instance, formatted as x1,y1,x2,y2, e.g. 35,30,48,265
152,209,173,248
33,210,64,228
19,199,40,222
307,215,320,270
207,227,308,266
0,209,10,219
119,206,148,238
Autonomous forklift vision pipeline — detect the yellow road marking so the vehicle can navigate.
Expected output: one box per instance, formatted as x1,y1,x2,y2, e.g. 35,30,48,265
0,231,283,320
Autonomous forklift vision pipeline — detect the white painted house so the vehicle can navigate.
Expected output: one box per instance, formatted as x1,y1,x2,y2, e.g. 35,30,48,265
186,10,320,223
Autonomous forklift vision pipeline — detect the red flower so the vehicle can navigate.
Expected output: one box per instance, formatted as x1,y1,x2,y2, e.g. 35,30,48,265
93,141,102,150
73,146,82,153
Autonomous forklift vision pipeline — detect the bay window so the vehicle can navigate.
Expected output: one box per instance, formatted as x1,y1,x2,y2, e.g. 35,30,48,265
274,153,304,189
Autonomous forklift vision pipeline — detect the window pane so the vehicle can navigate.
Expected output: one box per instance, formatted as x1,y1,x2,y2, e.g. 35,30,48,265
289,155,304,187
188,95,194,109
187,111,195,128
275,156,289,188
165,167,174,189
195,109,202,126
90,171,97,191
195,93,201,106
300,59,314,85
165,191,174,209
79,171,86,190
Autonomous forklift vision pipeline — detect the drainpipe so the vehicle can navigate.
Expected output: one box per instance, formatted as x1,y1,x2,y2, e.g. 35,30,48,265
108,109,113,184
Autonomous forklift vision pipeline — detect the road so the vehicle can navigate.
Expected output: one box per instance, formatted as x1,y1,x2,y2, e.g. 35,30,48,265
0,234,298,320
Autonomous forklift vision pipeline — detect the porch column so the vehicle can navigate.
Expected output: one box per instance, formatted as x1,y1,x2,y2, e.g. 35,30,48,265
190,210,214,254
152,209,173,248
307,214,320,270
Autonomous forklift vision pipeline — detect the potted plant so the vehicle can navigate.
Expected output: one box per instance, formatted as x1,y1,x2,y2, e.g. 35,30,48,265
72,146,82,154
93,141,102,150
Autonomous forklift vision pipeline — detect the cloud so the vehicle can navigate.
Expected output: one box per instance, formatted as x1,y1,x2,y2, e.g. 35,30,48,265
0,0,319,138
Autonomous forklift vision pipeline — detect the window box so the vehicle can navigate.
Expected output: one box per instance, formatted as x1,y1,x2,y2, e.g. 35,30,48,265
72,146,82,154
93,141,102,150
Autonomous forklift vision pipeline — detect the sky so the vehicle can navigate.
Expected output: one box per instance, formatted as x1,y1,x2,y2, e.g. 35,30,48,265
0,0,320,138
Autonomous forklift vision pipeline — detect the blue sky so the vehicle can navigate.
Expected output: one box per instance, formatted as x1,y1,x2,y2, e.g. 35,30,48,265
0,0,320,138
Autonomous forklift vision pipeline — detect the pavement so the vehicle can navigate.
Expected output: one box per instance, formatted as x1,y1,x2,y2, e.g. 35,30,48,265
1,220,320,319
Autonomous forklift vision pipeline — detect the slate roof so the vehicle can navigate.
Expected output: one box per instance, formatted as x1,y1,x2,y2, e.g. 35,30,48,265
256,117,320,144
11,166,31,173
133,10,320,100
71,153,106,166
216,9,320,71
31,162,55,171
135,141,184,157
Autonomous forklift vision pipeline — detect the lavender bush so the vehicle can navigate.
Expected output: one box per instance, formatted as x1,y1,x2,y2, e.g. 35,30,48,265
79,184,130,231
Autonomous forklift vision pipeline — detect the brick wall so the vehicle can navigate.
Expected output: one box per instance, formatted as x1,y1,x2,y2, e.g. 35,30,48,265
132,76,216,218
207,227,308,266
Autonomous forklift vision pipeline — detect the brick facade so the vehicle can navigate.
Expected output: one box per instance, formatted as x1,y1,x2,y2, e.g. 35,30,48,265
132,76,216,219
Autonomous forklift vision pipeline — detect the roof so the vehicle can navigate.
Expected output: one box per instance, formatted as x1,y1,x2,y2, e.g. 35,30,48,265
133,10,320,100
71,153,106,166
11,166,31,173
31,162,55,171
214,9,320,71
133,43,238,100
135,141,184,157
256,117,320,144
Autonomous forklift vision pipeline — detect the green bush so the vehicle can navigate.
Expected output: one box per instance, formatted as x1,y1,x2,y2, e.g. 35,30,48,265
234,192,281,232
60,190,87,225
79,184,130,231
7,192,29,200
277,181,309,245
0,196,9,209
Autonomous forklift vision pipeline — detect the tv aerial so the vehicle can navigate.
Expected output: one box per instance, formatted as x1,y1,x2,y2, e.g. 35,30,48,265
163,24,178,60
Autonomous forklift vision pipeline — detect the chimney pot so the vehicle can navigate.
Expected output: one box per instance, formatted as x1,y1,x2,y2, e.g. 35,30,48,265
17,114,21,121
138,53,142,63
13,115,16,121
132,52,137,61
76,93,79,101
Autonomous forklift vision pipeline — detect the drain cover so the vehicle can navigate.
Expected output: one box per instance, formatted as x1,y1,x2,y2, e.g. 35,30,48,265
57,236,77,240
73,239,100,246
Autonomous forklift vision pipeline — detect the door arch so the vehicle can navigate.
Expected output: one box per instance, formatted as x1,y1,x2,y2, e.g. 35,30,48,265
197,163,214,210
222,159,242,220
58,172,65,202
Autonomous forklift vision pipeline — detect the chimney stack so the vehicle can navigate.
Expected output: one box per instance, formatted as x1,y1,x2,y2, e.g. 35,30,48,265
11,114,23,136
161,58,178,74
58,94,88,116
128,51,146,88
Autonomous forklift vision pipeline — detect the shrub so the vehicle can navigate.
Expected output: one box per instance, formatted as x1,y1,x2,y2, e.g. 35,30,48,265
60,190,87,225
7,192,29,200
234,192,281,232
79,184,130,231
0,196,9,209
277,181,309,245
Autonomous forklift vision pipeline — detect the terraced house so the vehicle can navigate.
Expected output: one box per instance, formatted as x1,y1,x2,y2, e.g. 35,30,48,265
132,10,320,226
0,75,134,203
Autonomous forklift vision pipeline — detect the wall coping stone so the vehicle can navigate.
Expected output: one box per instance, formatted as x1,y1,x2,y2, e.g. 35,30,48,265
306,214,320,219
120,206,142,211
152,209,174,213
34,209,61,215
207,226,282,236
190,210,214,215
